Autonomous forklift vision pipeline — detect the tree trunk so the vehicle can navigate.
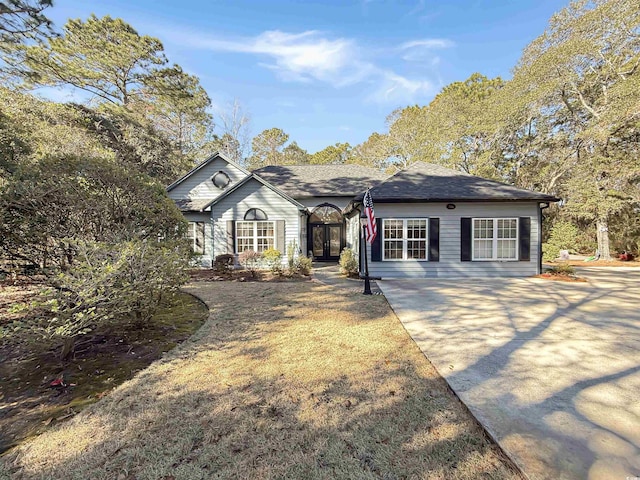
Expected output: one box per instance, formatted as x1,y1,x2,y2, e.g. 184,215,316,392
596,217,611,260
60,337,75,360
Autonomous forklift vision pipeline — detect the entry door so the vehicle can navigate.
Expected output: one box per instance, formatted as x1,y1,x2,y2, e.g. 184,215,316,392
312,224,342,261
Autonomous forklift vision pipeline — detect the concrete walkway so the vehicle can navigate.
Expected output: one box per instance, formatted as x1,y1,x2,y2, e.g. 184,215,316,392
312,263,383,294
378,268,640,480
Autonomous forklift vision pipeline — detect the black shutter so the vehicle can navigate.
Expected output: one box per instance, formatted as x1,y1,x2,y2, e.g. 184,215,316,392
226,220,235,254
519,217,531,261
371,218,382,262
461,217,472,261
429,218,440,262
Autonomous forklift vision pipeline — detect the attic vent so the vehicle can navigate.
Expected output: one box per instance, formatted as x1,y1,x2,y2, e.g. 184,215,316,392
212,171,230,189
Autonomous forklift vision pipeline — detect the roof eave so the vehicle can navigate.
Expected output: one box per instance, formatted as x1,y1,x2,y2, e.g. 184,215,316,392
363,197,561,203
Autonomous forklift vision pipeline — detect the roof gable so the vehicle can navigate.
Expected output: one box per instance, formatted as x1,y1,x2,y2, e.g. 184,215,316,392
167,151,250,192
167,152,251,211
201,174,307,212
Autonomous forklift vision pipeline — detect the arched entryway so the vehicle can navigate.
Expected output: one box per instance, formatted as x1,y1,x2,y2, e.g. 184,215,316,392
308,204,344,262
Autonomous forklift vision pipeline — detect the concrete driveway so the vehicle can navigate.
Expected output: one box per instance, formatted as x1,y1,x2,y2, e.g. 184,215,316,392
378,267,640,480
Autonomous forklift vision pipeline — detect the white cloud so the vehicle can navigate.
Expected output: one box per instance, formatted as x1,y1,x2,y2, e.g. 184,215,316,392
398,38,454,62
163,26,452,105
399,39,454,50
368,71,435,104
172,29,358,84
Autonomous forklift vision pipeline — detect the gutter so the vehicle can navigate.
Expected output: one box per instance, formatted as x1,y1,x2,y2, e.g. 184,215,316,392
538,202,550,274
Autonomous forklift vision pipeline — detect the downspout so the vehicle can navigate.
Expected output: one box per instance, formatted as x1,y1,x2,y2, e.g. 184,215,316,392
538,202,549,274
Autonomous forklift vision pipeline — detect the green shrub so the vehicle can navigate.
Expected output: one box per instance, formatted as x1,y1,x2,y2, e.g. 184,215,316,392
262,248,283,274
294,255,313,276
2,239,192,358
213,254,234,273
543,220,579,261
339,248,359,277
286,241,298,271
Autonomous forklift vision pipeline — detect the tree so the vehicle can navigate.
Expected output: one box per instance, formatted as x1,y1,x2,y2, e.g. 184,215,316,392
213,99,251,164
247,127,290,169
511,0,640,259
351,132,391,170
22,15,166,105
309,142,352,165
135,64,212,159
385,105,432,171
0,0,53,47
0,87,187,271
423,74,504,177
282,141,309,165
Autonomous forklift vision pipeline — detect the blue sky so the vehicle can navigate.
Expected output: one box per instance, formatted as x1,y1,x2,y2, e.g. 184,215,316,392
43,0,568,153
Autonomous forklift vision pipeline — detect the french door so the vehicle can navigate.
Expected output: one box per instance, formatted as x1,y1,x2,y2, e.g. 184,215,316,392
311,223,343,261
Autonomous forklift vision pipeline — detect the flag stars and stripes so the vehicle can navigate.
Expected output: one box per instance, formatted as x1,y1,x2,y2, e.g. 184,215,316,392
364,189,377,244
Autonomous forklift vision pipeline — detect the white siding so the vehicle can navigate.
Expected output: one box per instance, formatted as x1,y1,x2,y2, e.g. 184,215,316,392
211,178,301,265
168,157,247,201
366,202,541,278
346,213,361,253
183,212,213,268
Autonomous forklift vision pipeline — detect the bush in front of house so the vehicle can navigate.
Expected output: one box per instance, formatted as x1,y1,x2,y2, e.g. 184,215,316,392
543,220,579,262
238,250,261,276
293,255,313,276
339,248,359,277
2,239,192,359
261,248,283,274
286,241,298,271
213,254,234,273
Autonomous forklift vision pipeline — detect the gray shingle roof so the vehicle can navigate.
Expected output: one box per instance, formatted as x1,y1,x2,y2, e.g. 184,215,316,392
362,162,559,203
174,198,213,212
253,164,387,198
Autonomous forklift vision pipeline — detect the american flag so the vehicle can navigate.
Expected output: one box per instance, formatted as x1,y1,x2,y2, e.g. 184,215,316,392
363,189,377,244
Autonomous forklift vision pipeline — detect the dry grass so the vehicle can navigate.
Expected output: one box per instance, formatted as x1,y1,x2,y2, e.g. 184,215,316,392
1,282,523,480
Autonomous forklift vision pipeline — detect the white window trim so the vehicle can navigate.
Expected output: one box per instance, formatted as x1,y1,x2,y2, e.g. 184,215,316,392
382,218,429,261
471,217,519,261
188,221,205,255
236,220,275,254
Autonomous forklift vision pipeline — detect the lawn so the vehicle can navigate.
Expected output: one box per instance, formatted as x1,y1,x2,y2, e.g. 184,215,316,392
1,281,523,480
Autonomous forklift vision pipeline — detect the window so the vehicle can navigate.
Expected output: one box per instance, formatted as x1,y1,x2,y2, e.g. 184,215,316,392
212,171,231,189
472,218,518,260
383,219,428,261
187,221,205,254
244,208,268,221
309,204,342,224
236,221,274,253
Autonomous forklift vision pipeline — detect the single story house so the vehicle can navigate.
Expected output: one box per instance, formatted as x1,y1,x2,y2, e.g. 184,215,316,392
167,152,558,278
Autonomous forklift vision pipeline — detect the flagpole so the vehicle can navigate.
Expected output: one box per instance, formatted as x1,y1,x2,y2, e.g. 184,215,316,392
360,209,372,295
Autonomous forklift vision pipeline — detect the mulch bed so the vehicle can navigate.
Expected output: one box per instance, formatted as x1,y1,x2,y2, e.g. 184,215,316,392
0,285,208,455
548,259,640,267
534,273,588,282
188,268,311,283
